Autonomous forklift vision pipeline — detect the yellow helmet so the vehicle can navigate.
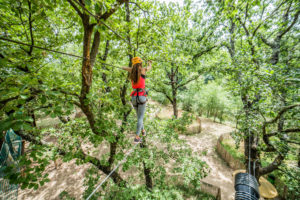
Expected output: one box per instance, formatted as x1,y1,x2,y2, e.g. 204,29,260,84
132,57,143,65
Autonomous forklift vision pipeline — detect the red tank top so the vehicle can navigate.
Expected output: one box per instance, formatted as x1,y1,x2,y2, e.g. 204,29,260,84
130,75,147,96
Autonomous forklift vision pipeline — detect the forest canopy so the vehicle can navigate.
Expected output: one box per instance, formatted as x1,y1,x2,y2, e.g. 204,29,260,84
0,0,299,199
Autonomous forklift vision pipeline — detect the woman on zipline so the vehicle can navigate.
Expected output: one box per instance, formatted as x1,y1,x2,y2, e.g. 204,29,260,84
122,57,152,143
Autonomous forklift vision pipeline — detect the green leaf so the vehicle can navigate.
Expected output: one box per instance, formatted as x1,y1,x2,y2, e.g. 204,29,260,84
20,95,27,99
84,0,91,6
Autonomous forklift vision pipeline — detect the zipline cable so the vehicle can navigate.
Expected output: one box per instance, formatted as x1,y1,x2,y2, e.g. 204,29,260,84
86,142,139,200
0,37,83,59
0,37,123,69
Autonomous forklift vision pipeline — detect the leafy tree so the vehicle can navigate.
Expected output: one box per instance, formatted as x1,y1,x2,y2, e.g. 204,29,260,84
150,0,222,118
220,0,299,180
1,1,210,199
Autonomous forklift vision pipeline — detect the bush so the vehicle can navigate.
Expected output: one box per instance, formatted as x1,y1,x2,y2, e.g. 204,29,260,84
179,81,241,123
220,140,245,162
150,91,170,105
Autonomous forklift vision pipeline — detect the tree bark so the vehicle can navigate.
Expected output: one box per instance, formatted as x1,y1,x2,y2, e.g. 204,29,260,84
170,67,178,118
140,139,153,190
172,96,178,119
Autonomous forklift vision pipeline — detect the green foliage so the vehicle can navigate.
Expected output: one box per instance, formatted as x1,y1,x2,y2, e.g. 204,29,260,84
103,184,216,200
179,80,241,123
1,0,299,198
59,191,75,200
275,167,300,199
150,93,170,106
220,140,245,163
82,167,102,200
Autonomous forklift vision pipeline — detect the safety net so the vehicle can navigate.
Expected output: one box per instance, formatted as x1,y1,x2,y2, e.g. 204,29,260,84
0,129,22,200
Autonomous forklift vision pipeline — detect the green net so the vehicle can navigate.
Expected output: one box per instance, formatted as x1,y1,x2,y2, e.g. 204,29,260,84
0,129,22,200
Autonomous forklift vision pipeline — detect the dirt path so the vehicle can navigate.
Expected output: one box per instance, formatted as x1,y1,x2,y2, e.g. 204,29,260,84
18,101,235,200
151,101,235,200
182,118,235,200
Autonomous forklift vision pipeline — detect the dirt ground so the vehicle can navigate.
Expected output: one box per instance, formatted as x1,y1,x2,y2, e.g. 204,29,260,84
183,118,235,200
151,101,235,200
18,100,235,200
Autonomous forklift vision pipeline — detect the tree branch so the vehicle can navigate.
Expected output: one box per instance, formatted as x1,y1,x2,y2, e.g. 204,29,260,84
260,35,275,48
193,46,217,60
18,131,125,185
262,104,299,152
151,87,173,104
278,10,300,39
265,104,299,125
100,0,127,20
176,75,200,89
66,0,83,19
259,154,285,176
90,31,100,67
28,0,34,56
0,96,19,110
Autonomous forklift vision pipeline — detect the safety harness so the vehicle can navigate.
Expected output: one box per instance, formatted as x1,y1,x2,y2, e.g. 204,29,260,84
132,88,147,105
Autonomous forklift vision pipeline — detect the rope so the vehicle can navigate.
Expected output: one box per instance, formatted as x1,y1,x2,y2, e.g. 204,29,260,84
0,37,123,69
0,37,83,59
86,142,139,200
253,159,258,178
248,127,251,196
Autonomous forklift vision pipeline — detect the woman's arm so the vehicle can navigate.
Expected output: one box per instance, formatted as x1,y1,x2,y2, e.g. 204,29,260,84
145,60,152,72
122,66,131,72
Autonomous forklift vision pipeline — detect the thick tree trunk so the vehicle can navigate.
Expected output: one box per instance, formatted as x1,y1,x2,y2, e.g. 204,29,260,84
79,16,101,136
140,139,153,190
244,134,260,180
242,97,260,180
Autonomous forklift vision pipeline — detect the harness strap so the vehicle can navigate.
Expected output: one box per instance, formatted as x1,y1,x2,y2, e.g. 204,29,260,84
133,88,147,105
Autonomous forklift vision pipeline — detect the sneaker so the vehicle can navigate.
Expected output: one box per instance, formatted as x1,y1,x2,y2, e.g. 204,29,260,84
134,136,142,143
142,130,147,137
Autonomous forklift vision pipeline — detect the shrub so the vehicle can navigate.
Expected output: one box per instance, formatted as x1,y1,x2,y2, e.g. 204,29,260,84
179,81,241,123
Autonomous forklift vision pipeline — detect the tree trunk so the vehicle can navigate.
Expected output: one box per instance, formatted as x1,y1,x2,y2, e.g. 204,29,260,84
171,82,178,118
140,139,153,190
244,129,261,180
172,97,178,119
29,109,37,127
79,17,101,136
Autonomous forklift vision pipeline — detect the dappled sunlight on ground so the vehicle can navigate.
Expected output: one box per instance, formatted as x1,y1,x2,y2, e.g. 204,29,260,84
18,160,92,200
19,100,236,199
154,103,235,200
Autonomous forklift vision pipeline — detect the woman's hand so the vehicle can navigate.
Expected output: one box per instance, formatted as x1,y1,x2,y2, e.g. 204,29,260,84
146,60,152,71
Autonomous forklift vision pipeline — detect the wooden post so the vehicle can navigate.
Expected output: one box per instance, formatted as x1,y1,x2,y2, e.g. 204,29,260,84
216,187,221,200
